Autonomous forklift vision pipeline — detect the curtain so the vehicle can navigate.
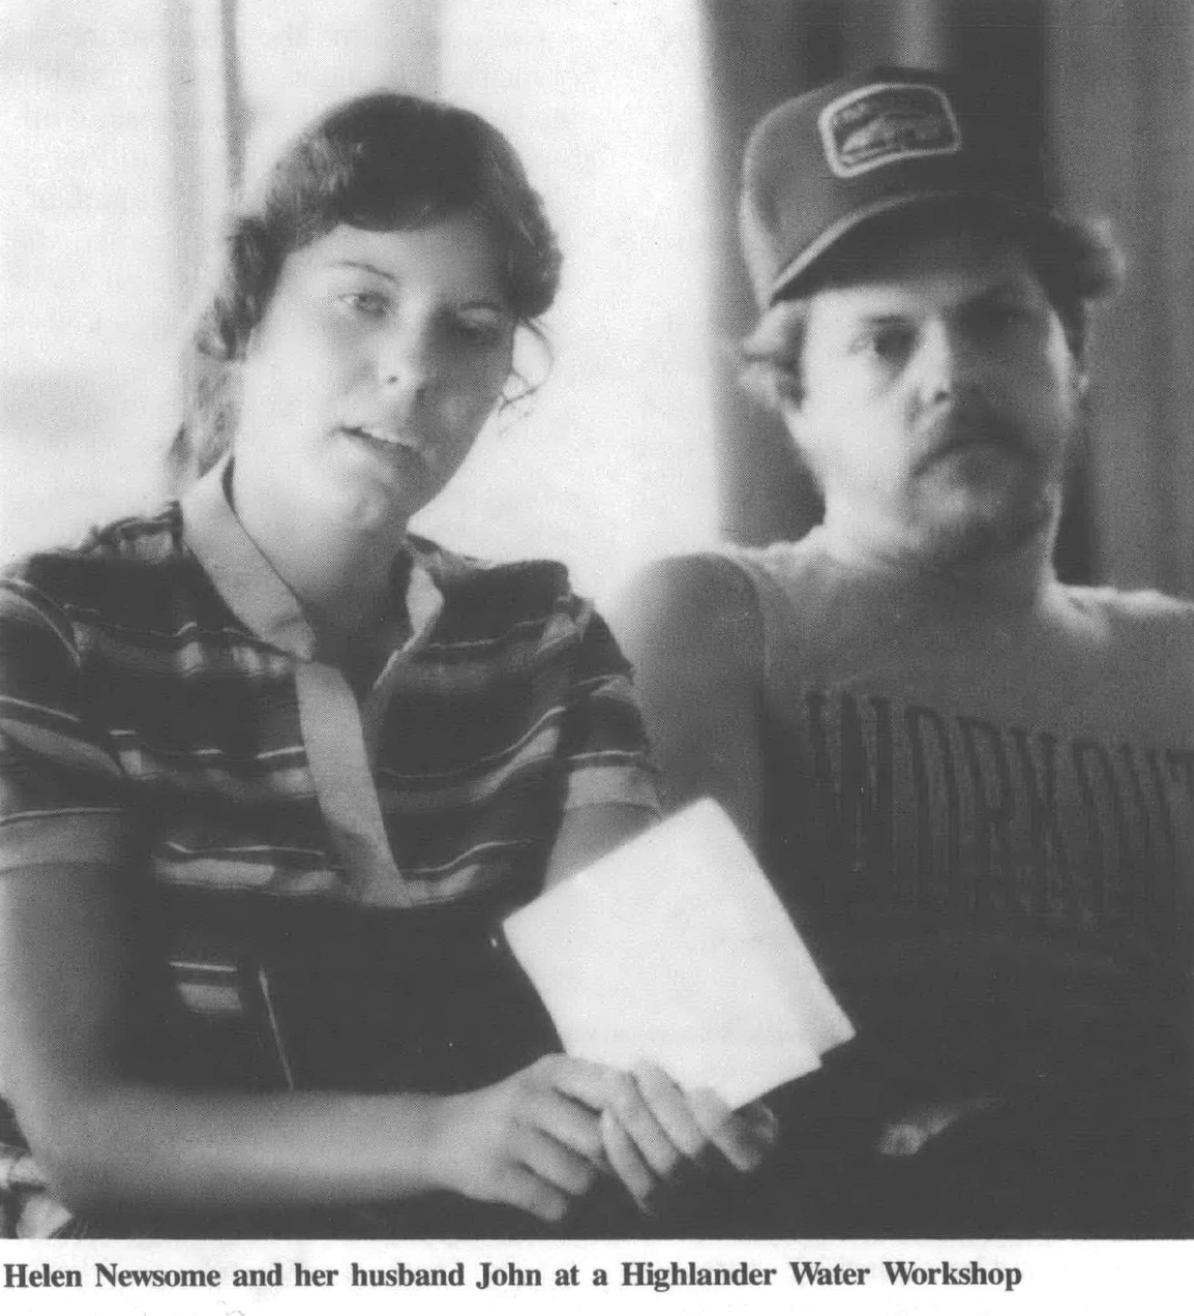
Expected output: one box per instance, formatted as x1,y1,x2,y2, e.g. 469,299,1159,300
1048,0,1194,595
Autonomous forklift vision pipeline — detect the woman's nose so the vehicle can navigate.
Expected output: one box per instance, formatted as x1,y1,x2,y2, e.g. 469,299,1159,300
378,322,436,398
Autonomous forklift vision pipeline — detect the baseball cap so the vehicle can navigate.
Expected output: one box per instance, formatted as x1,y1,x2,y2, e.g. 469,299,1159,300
740,66,1056,308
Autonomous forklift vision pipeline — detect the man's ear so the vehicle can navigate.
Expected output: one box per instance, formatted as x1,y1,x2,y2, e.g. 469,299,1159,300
780,401,819,462
780,401,807,443
779,402,825,487
1066,340,1090,403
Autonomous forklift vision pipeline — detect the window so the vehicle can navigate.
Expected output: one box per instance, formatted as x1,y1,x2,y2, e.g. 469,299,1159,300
428,0,716,601
0,1,177,560
1,0,717,603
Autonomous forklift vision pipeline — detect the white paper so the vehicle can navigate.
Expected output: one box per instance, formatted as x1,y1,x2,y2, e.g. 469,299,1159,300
503,798,854,1109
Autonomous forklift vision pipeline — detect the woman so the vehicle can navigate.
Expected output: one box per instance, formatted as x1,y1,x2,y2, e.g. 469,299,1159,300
0,93,771,1238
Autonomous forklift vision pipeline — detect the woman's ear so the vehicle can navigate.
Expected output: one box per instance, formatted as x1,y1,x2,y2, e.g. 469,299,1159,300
241,320,261,361
498,324,547,420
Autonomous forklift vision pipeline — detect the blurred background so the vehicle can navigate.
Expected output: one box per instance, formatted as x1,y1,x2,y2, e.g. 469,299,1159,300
2,0,1193,604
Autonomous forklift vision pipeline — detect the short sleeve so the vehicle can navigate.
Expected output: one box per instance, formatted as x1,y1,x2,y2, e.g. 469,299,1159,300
0,575,130,874
556,605,660,815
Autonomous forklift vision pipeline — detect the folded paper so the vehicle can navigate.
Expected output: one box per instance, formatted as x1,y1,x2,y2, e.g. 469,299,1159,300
503,798,854,1108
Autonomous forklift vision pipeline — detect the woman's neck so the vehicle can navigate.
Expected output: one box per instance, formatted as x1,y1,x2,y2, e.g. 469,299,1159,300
229,460,409,652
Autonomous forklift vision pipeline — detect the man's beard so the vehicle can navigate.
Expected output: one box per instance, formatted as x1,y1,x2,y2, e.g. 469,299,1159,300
910,401,1039,479
914,482,1057,569
907,404,1076,570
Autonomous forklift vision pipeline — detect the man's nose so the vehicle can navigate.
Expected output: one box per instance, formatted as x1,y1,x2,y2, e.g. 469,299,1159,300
913,320,977,404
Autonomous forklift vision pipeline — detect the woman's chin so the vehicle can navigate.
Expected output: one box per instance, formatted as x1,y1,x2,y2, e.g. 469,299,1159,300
306,471,424,538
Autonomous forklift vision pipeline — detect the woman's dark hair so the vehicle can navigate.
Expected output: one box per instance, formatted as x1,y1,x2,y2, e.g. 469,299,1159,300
174,92,562,480
740,199,1124,413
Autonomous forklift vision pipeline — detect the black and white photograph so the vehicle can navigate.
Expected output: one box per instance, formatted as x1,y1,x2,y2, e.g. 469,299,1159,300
0,0,1191,1302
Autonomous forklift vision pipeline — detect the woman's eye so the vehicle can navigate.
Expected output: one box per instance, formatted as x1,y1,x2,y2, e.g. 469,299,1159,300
448,317,507,348
338,290,388,318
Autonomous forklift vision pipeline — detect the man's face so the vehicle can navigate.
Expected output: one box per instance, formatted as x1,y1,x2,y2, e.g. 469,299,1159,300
786,225,1084,566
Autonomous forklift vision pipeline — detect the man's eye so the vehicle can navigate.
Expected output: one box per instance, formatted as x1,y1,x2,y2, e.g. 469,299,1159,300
970,301,1030,336
855,325,914,362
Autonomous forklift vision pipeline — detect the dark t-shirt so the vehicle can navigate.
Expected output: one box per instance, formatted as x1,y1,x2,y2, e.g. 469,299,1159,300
712,532,1193,1237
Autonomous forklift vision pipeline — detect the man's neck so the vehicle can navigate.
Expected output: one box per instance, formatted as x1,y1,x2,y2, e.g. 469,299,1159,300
818,506,1060,613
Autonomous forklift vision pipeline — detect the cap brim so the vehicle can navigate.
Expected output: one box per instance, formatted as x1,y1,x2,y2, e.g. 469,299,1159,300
767,187,1059,305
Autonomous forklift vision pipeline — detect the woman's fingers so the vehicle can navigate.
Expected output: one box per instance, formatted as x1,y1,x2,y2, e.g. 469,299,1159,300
606,1068,687,1177
618,1064,779,1174
531,1091,607,1169
630,1062,709,1160
600,1107,657,1213
517,1124,598,1198
500,1162,570,1223
689,1089,778,1172
515,1055,778,1224
543,1055,621,1112
529,1055,619,1168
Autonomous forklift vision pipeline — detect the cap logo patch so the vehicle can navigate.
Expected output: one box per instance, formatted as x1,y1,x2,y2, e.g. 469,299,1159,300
818,82,961,178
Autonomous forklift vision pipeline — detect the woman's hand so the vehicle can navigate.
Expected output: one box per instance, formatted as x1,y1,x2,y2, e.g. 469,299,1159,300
600,1062,778,1216
429,1055,616,1223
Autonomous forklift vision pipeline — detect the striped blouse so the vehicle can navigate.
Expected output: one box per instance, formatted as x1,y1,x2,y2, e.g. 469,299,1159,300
0,458,659,1108
0,456,657,905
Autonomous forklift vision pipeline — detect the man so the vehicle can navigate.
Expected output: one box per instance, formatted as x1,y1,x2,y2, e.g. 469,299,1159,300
613,67,1192,1237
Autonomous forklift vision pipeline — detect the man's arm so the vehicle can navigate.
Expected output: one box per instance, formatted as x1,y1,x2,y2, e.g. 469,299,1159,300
609,554,767,848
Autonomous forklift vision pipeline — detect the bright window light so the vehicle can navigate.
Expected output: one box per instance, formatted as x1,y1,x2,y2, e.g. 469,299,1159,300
0,1,176,563
425,0,717,602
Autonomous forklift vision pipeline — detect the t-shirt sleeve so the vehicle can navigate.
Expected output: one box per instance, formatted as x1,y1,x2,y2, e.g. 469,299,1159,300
556,604,660,815
0,574,130,875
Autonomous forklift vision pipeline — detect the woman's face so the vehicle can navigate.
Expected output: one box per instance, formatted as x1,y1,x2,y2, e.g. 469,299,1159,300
232,215,515,532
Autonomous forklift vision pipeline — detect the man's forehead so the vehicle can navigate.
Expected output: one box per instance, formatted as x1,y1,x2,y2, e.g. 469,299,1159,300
809,230,1044,315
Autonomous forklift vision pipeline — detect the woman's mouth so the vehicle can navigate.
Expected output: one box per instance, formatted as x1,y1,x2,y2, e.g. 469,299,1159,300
343,425,424,460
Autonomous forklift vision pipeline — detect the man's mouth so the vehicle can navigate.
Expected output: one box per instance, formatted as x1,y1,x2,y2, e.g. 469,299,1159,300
915,415,1030,473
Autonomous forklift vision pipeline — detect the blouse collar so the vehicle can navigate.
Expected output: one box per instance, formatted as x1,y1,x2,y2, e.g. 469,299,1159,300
180,454,444,661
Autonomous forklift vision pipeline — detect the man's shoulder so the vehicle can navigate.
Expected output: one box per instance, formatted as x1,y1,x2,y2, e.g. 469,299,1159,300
1060,582,1194,640
621,535,827,612
613,536,843,676
609,549,776,691
1057,584,1194,723
619,549,766,629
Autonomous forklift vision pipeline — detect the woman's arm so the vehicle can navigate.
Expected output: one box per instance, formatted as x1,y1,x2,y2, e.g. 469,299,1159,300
544,803,655,888
540,805,780,1218
0,861,615,1223
547,566,779,1213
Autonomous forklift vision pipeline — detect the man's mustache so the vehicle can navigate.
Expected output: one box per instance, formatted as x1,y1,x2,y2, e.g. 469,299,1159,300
912,406,1035,475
